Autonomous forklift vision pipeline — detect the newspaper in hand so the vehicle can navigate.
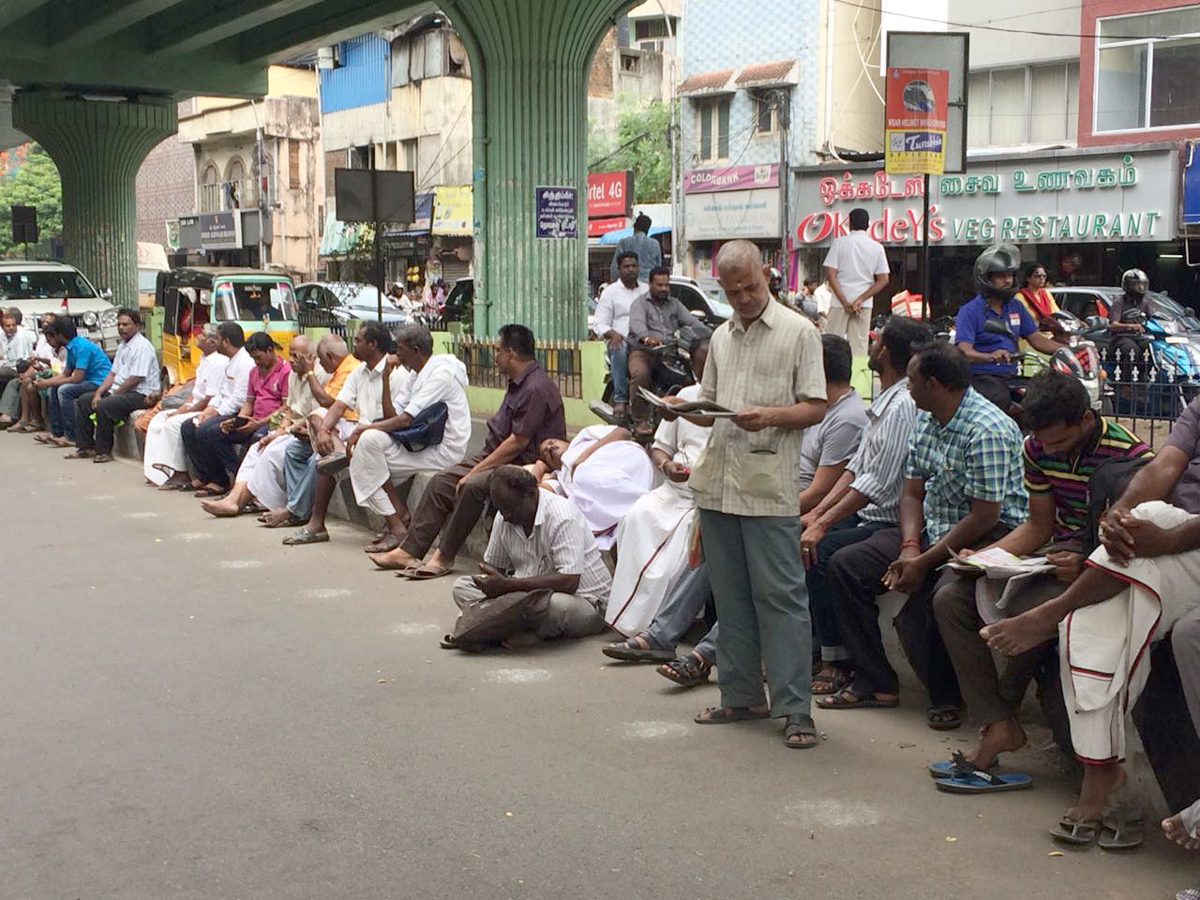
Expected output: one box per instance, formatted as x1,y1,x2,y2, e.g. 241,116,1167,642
637,386,737,417
944,547,1055,578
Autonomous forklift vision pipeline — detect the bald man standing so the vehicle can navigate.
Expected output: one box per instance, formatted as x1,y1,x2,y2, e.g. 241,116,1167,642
685,240,828,749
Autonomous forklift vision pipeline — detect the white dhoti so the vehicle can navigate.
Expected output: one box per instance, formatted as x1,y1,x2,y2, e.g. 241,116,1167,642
556,436,655,551
605,481,696,636
348,428,464,516
243,435,297,511
142,410,200,485
1061,500,1200,763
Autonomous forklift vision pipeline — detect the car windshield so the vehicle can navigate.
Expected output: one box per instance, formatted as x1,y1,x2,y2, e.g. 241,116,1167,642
0,270,97,299
213,280,297,321
705,288,733,319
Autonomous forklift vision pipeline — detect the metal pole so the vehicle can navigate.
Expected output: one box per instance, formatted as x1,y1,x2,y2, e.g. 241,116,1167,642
655,0,679,274
921,172,930,321
776,90,790,289
372,162,384,322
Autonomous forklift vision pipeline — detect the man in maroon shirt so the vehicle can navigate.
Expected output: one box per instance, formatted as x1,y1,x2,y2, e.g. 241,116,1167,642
369,323,566,579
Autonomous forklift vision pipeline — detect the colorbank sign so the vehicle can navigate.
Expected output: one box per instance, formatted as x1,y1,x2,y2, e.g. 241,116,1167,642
794,150,1176,247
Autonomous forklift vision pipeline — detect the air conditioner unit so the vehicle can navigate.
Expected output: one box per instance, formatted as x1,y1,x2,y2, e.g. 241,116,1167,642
639,40,663,52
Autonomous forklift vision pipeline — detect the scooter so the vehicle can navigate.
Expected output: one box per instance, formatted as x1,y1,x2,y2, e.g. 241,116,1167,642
981,319,1101,417
590,326,707,438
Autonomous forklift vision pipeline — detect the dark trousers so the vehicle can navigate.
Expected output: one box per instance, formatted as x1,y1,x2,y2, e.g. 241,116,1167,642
627,348,663,424
74,390,148,454
972,373,1023,414
400,452,490,561
806,515,894,660
182,415,264,487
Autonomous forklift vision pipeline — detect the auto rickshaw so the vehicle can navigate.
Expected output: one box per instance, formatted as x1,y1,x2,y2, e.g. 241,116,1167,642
158,267,298,385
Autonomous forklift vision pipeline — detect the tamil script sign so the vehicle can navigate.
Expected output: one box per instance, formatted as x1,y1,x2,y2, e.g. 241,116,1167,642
684,163,779,194
884,67,948,176
795,150,1175,246
199,211,242,250
535,186,578,239
685,188,781,241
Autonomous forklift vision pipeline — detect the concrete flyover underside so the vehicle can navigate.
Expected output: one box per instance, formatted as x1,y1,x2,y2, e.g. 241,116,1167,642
0,0,640,339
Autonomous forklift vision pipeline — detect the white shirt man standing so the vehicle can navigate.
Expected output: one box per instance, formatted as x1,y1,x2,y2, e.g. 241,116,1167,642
823,207,890,357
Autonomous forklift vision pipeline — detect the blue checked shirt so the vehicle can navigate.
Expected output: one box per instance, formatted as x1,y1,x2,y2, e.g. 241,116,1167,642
847,377,917,525
904,387,1028,543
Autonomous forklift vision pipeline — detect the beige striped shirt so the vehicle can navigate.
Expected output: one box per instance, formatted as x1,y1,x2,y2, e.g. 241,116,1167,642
689,297,826,517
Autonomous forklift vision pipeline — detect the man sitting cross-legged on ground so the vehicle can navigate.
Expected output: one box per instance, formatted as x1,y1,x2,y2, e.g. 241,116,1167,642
800,315,930,697
343,324,471,553
199,333,344,518
68,308,161,463
819,342,1027,731
930,371,1151,788
981,395,1200,844
368,323,565,580
34,315,111,448
143,325,229,489
184,331,289,496
180,323,256,496
442,465,612,651
280,323,405,546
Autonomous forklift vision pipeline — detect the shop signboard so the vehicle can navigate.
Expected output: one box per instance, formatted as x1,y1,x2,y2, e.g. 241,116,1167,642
1184,141,1200,226
587,215,628,238
432,185,473,236
535,186,578,239
685,188,781,241
794,150,1175,247
684,163,778,194
587,170,633,218
199,211,241,250
884,67,949,175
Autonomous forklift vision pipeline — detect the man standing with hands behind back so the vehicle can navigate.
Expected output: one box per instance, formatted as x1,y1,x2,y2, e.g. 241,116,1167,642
685,240,828,749
823,208,889,362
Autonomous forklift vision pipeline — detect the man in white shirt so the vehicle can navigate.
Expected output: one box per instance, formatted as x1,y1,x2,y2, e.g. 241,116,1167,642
593,251,647,420
68,308,161,463
823,208,890,357
444,465,612,650
345,324,472,552
143,325,229,488
282,322,408,547
0,308,36,427
181,322,255,494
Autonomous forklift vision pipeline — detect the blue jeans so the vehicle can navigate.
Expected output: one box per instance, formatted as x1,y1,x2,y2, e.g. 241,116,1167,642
50,381,99,438
283,437,317,519
606,343,629,404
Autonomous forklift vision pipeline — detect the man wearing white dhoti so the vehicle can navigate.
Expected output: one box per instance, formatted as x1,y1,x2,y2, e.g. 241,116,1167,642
143,325,228,489
345,325,471,552
603,338,711,637
983,397,1200,843
535,425,656,551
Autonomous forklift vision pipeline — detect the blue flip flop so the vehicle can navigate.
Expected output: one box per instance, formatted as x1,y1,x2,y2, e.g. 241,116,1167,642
934,752,1032,794
929,755,999,778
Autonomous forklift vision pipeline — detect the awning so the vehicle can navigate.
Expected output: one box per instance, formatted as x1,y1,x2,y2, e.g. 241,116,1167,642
678,68,735,96
735,59,799,89
597,224,671,245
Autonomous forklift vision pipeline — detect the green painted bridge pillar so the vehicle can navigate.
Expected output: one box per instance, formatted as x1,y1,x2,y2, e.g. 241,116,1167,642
454,0,631,341
13,92,177,308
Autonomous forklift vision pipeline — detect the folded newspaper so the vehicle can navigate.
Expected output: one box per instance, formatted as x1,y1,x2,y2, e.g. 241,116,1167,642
637,387,736,417
943,547,1056,625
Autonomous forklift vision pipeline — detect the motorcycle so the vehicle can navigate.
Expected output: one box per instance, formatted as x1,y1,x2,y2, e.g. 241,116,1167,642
980,318,1102,418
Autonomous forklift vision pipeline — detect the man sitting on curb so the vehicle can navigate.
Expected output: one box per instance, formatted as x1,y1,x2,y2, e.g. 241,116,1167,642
442,465,611,651
281,322,400,546
930,371,1150,790
199,334,334,518
68,308,161,463
180,323,255,496
4,312,58,432
345,324,472,553
0,308,35,428
368,323,565,580
981,394,1200,845
35,315,111,448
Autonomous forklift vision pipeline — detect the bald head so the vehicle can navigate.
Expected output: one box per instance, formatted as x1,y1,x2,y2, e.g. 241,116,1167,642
289,334,313,356
716,240,770,322
316,333,349,373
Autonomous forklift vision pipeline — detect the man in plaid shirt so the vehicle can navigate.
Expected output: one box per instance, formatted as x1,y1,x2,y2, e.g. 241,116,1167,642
818,342,1027,731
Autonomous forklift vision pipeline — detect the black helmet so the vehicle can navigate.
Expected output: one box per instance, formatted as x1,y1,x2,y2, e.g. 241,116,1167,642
974,242,1021,302
1121,268,1149,297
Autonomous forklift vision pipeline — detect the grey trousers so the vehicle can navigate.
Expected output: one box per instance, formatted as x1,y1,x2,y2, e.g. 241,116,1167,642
0,377,20,419
933,571,1066,725
451,577,607,640
645,564,718,662
699,509,811,718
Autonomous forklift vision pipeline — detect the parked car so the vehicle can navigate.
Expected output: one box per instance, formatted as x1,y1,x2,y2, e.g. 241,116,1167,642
295,281,411,326
0,259,119,353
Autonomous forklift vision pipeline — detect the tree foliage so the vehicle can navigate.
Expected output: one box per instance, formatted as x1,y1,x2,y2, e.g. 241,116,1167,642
588,96,675,204
0,143,63,257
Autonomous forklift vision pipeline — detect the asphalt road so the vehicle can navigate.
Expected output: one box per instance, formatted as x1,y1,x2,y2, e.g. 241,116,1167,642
2,435,1196,900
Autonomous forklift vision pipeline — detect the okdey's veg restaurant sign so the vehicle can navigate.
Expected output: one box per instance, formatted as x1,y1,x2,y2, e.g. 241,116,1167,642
793,149,1176,247
684,164,780,241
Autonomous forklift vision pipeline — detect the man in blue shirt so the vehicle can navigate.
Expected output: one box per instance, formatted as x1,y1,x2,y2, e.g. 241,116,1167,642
955,243,1064,413
33,314,112,447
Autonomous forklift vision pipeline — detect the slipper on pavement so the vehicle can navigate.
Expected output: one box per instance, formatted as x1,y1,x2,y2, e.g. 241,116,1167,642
403,566,453,581
693,706,770,725
1050,815,1102,845
1098,815,1144,851
816,690,899,710
934,754,1032,794
929,756,999,778
282,529,330,546
601,637,675,662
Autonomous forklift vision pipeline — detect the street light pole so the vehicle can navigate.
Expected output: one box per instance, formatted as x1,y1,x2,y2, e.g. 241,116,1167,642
775,89,791,288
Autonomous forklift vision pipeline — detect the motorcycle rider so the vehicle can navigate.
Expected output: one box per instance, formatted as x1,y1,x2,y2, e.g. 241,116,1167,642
1108,268,1152,379
954,243,1066,413
627,266,700,438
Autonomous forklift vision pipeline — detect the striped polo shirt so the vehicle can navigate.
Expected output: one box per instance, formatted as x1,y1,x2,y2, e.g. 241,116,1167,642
1023,417,1153,541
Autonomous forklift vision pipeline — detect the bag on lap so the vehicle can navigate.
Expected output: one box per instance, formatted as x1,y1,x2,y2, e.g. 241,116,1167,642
390,401,448,452
450,588,552,650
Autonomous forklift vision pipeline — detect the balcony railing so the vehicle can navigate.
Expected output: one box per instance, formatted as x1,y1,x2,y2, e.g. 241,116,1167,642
200,178,258,213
